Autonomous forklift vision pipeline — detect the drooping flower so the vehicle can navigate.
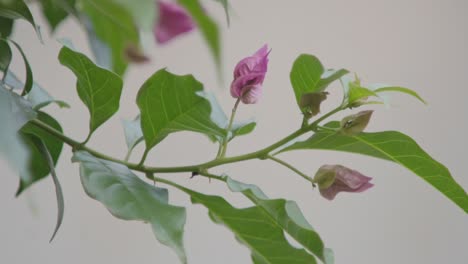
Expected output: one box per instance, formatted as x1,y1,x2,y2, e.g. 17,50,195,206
154,1,196,44
230,45,270,104
313,165,374,200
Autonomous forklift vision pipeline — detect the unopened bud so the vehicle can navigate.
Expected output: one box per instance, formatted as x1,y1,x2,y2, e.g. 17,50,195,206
340,110,373,136
299,92,328,118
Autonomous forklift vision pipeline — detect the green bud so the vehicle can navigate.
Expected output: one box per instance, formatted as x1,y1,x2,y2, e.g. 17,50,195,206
313,165,337,190
340,110,373,136
299,92,328,118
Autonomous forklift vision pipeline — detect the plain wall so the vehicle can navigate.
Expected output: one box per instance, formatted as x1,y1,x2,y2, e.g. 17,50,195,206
1,0,467,263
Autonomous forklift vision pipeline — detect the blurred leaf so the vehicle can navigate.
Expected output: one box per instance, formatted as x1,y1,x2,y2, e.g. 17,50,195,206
4,71,70,110
82,16,112,70
0,85,37,183
112,0,157,31
226,177,329,263
137,69,226,151
178,0,221,67
170,182,318,264
122,115,143,155
58,45,123,141
39,0,76,32
0,17,13,37
73,151,187,263
281,121,468,213
212,0,230,26
0,0,41,39
28,136,64,242
17,111,64,195
8,40,33,96
373,86,426,104
80,0,139,75
0,39,12,74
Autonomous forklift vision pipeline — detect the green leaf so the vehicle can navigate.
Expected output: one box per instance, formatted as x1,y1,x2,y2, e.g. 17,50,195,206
290,54,324,105
170,182,318,264
0,0,41,39
82,16,112,70
226,177,329,263
0,17,13,37
212,0,230,26
122,115,144,156
229,120,256,141
72,151,187,263
346,82,378,106
8,40,33,96
178,0,221,67
17,111,64,195
58,45,123,140
39,0,76,32
0,85,37,183
79,0,139,75
136,69,226,151
0,38,12,74
316,69,349,91
112,0,156,31
373,86,426,104
281,122,468,213
29,136,64,242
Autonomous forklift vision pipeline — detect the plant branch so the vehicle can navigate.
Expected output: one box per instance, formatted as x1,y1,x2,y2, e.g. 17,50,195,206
218,98,241,158
266,155,315,185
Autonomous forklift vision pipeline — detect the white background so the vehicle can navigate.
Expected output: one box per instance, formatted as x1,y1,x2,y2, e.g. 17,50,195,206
1,0,467,263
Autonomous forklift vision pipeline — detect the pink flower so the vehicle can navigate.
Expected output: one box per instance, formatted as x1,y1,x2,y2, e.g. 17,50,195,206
314,165,374,200
230,45,270,104
154,1,196,44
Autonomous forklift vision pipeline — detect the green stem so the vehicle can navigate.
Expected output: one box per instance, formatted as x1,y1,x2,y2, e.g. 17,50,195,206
218,98,241,158
29,106,343,175
267,155,315,185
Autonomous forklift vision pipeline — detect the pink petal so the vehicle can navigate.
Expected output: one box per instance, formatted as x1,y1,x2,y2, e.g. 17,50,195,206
240,85,262,104
230,72,265,98
154,1,196,44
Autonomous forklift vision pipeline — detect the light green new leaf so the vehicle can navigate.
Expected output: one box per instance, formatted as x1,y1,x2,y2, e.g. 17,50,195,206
226,177,330,263
59,45,123,140
17,111,64,195
373,86,426,104
346,82,378,106
79,0,139,75
281,122,468,213
112,0,157,31
73,151,187,263
137,69,226,151
0,0,40,38
170,183,318,264
0,85,36,183
178,0,221,67
39,0,76,32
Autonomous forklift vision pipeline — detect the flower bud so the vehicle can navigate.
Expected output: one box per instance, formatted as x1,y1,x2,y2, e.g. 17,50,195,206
299,92,328,118
154,1,196,44
314,165,374,200
340,110,373,136
230,45,270,104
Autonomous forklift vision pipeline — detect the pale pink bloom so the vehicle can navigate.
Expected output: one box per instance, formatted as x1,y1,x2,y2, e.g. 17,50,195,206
317,165,374,200
154,1,196,44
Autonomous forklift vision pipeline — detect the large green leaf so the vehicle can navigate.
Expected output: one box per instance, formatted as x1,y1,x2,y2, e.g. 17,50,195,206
136,69,226,151
178,0,221,67
0,0,39,37
58,45,123,140
17,111,64,195
226,177,330,263
79,0,139,75
0,85,36,183
73,151,187,263
39,0,76,32
112,0,156,31
169,182,318,264
280,122,468,213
